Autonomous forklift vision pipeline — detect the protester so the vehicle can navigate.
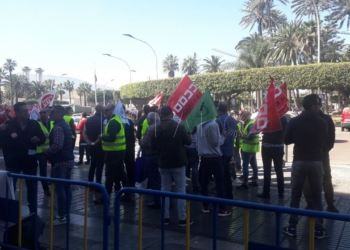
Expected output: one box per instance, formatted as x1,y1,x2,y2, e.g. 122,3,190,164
150,106,192,226
76,112,90,165
184,127,201,193
141,105,158,140
43,105,75,225
83,105,105,185
303,97,338,213
236,111,260,190
283,94,329,239
140,112,161,208
197,115,231,216
63,106,76,150
257,115,288,199
216,102,241,199
93,103,131,204
0,102,46,214
136,104,150,141
0,106,13,163
36,108,53,196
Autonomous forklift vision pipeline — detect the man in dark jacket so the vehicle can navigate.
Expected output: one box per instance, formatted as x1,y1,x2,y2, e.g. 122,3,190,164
83,105,105,185
303,98,338,213
0,102,46,214
136,104,150,141
44,105,75,225
150,106,192,226
258,115,288,199
123,105,136,188
282,94,329,239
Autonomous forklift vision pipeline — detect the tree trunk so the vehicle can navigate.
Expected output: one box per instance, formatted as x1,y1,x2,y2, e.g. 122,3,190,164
325,91,329,114
60,94,63,101
338,91,341,111
69,91,71,104
79,95,82,105
84,94,87,106
291,90,299,110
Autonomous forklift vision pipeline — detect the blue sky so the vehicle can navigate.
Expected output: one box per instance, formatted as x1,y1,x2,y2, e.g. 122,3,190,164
0,0,348,90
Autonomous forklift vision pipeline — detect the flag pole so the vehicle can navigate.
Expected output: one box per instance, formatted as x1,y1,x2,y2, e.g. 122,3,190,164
94,64,97,105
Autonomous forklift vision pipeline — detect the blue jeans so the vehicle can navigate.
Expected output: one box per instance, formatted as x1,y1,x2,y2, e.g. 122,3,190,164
51,165,72,217
146,155,161,204
185,148,200,190
242,152,258,185
200,157,225,210
159,167,186,220
289,161,324,229
37,153,49,192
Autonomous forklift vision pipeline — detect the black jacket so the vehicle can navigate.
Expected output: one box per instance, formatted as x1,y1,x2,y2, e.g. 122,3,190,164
136,115,147,140
262,116,288,144
284,111,327,161
0,119,46,169
150,119,191,168
319,110,335,152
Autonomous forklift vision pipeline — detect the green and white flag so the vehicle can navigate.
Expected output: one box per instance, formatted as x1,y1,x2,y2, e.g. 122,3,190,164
183,89,217,132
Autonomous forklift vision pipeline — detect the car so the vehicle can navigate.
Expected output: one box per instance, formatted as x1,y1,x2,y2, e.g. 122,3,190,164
74,117,81,127
341,107,350,132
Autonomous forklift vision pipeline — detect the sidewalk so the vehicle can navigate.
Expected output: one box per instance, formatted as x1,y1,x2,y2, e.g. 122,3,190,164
2,150,350,250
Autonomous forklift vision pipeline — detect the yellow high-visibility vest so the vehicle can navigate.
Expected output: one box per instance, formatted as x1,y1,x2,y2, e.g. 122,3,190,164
241,120,260,153
36,120,54,153
102,116,126,151
141,119,149,139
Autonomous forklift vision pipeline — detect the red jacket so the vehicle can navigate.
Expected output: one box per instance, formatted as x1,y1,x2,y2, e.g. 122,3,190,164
77,117,87,141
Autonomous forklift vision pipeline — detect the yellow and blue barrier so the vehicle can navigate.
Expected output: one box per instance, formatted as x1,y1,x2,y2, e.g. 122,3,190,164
1,172,110,250
114,188,350,250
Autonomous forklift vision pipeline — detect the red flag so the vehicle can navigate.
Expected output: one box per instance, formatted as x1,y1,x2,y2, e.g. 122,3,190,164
250,82,281,133
38,90,56,110
280,82,290,111
167,75,202,121
148,93,163,106
3,103,15,118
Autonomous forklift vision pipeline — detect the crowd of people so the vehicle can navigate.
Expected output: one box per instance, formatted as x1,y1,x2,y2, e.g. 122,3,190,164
0,93,337,237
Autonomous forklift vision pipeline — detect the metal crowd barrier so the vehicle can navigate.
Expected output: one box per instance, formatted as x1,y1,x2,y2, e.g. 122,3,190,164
1,173,110,250
114,187,350,250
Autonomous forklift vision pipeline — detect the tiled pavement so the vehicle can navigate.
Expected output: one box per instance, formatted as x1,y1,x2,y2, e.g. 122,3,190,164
2,150,350,250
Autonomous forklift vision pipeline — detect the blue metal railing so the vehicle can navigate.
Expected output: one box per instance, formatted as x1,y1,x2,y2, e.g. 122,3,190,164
114,187,350,250
1,173,110,250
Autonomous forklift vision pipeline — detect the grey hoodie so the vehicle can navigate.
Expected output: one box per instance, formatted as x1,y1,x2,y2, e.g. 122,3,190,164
196,120,225,157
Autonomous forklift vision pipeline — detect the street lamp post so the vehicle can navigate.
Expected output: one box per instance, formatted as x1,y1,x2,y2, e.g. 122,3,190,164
103,79,114,106
103,54,131,83
123,34,158,79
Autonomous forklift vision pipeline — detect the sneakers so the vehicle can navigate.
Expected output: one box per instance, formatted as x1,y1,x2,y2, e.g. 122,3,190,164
236,184,249,190
178,219,193,227
314,228,329,239
327,205,339,213
218,209,231,217
46,215,67,226
283,226,297,237
164,218,170,225
201,206,210,214
257,193,270,199
232,178,242,185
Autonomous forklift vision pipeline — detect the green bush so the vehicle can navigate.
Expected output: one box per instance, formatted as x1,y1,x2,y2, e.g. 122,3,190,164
120,62,350,99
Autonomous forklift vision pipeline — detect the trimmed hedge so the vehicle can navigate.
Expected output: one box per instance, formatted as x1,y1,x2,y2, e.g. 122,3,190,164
120,62,350,99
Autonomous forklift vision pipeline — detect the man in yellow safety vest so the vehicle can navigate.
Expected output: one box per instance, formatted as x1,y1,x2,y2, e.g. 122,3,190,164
93,103,131,204
236,111,260,190
63,106,76,150
36,108,53,196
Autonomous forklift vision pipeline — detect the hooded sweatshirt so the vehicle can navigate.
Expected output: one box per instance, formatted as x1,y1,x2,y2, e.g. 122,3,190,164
196,120,225,157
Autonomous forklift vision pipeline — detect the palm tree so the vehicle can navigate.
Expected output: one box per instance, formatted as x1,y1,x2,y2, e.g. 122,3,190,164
327,0,350,31
201,56,225,73
63,80,75,104
235,33,271,68
163,54,179,78
43,79,55,91
268,21,305,65
31,81,48,99
291,0,329,63
76,85,84,105
79,82,92,106
240,0,287,35
56,83,65,101
0,67,7,79
181,53,199,75
4,74,30,103
3,59,17,105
